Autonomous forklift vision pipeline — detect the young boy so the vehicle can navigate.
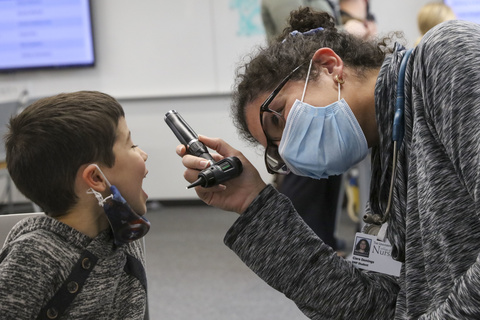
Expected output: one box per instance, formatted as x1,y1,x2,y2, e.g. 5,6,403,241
0,91,149,319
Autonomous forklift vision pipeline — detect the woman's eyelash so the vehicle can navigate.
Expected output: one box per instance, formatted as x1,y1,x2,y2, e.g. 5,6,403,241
132,145,138,148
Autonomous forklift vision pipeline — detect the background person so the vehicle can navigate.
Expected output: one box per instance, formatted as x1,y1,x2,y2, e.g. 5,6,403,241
177,7,480,319
261,0,342,44
339,0,377,40
415,2,456,46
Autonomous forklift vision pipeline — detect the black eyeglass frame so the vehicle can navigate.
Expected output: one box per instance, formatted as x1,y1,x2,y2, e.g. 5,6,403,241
259,63,304,174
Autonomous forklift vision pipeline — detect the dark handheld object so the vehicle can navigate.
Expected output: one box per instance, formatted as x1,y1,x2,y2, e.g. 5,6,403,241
164,110,214,163
187,156,243,188
164,110,243,188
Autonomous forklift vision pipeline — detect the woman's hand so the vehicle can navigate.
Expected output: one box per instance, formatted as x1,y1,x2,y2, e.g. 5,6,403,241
176,135,267,214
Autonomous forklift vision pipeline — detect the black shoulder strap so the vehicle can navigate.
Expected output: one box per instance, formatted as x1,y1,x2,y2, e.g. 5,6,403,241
124,253,147,292
36,250,147,319
36,250,98,320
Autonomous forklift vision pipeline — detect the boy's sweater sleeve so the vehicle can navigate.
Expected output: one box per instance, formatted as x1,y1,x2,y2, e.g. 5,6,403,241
224,185,400,320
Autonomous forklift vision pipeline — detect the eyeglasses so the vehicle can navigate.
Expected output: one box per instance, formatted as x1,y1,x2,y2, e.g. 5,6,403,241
259,64,303,174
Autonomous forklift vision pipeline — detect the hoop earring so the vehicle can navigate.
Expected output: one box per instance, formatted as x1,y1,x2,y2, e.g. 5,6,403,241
335,75,345,84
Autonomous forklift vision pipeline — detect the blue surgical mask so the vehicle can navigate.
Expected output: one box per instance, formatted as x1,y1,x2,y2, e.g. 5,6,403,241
278,60,368,179
87,165,150,246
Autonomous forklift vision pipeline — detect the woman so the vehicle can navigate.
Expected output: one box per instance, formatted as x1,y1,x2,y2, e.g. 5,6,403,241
176,8,480,319
354,238,370,257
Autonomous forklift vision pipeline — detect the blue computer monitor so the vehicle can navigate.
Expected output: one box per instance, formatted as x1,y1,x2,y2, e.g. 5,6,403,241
444,0,480,24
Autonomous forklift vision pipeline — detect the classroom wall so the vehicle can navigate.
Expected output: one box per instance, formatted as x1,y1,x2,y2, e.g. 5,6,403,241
0,0,436,202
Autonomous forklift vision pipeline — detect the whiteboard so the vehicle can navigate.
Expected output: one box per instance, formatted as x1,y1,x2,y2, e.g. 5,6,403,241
0,0,266,99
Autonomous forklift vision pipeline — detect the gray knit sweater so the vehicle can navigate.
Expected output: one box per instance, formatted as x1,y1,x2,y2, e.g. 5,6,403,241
225,20,480,319
0,215,147,319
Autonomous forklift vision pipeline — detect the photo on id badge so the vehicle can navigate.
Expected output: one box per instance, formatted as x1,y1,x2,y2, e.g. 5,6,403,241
353,237,371,258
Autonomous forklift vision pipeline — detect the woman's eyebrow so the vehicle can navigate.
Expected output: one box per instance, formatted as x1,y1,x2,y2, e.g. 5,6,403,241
269,94,285,112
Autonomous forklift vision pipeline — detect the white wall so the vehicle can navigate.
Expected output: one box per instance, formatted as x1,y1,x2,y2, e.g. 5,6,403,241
371,0,437,48
0,0,437,202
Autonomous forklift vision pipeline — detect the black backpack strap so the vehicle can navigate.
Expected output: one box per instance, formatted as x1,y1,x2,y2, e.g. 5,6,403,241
124,253,147,292
36,250,98,320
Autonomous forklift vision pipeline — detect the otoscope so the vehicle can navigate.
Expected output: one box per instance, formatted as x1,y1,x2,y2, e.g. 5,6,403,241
164,110,243,189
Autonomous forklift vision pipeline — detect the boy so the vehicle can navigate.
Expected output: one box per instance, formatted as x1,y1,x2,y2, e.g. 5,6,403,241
0,91,149,319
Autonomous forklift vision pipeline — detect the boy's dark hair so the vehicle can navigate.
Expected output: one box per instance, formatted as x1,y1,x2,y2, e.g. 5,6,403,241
5,91,125,217
231,7,393,145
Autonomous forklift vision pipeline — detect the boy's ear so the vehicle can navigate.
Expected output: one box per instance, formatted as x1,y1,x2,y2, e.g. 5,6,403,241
312,47,344,78
82,164,108,192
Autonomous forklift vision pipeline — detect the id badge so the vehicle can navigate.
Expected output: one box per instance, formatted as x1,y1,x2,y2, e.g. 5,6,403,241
348,232,402,277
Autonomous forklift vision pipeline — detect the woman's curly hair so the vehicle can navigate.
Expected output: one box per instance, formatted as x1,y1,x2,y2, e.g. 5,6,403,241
231,7,395,145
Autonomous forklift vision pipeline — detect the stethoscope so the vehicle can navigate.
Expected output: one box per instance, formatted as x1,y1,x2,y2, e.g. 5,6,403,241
364,48,413,240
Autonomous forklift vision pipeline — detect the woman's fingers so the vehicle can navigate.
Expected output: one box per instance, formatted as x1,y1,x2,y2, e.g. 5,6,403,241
198,135,239,158
176,144,187,157
174,135,267,213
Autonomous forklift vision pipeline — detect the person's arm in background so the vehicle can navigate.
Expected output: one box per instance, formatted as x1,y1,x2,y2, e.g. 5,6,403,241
308,0,342,22
262,0,342,44
343,19,369,38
